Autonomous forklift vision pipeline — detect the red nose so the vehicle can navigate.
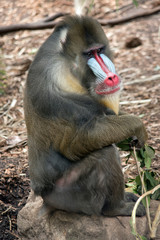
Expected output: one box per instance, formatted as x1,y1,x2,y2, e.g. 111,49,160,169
93,52,119,87
104,73,119,87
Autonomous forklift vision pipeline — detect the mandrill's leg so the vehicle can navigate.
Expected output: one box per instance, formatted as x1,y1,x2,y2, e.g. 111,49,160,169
43,145,143,217
101,180,146,217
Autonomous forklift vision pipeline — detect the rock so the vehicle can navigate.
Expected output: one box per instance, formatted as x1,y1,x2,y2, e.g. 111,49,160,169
125,37,142,48
17,192,160,240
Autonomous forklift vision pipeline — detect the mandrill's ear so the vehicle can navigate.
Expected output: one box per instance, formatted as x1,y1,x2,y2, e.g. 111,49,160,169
54,20,68,50
59,27,68,50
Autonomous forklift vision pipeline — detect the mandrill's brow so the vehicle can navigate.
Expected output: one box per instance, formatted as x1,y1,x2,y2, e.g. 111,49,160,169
83,44,105,55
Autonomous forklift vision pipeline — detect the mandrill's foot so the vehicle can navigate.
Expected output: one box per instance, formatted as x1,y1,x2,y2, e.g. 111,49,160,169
102,192,145,217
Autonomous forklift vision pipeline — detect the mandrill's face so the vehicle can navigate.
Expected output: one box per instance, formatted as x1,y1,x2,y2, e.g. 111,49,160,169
85,46,122,115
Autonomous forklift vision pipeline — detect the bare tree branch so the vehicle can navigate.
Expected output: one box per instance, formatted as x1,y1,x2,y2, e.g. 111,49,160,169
99,6,160,26
0,6,160,35
0,13,68,35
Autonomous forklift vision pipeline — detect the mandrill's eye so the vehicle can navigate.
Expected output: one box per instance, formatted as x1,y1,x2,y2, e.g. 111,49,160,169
97,46,105,55
83,51,93,59
87,51,93,59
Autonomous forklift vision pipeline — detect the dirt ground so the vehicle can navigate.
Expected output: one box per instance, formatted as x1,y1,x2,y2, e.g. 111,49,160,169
0,0,160,239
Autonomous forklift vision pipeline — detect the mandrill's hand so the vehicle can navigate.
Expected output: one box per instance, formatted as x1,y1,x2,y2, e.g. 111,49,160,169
117,134,147,152
130,136,143,150
134,121,148,148
116,114,148,151
117,112,148,148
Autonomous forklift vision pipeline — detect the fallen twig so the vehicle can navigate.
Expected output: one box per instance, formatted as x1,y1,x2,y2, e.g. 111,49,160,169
124,74,160,85
7,215,12,231
40,13,68,23
0,12,68,34
1,206,12,215
99,6,160,26
120,99,151,105
0,138,27,153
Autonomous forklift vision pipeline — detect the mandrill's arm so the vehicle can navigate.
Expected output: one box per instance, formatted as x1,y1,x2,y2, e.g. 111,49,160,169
54,113,147,187
52,113,147,161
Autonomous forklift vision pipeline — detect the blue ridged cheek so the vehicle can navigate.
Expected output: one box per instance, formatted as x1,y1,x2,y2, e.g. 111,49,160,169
87,58,106,82
87,54,116,83
100,54,116,74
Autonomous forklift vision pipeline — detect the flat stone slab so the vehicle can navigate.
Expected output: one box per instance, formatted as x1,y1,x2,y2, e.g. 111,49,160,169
17,192,160,240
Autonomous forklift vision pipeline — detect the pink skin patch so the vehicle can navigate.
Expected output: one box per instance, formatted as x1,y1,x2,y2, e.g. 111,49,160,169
93,51,120,94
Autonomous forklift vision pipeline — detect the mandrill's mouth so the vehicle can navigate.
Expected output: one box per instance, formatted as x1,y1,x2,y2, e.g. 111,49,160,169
95,82,121,95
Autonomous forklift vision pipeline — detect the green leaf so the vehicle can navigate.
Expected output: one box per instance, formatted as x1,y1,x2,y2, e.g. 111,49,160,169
125,181,136,192
140,236,148,240
135,175,141,186
145,145,155,159
144,155,151,169
140,148,145,158
152,188,160,200
117,140,130,151
132,0,138,7
118,144,130,151
144,171,157,187
126,182,134,187
132,189,138,194
136,152,145,167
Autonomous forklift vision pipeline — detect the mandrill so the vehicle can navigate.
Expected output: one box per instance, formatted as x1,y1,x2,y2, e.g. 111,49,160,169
24,16,147,216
